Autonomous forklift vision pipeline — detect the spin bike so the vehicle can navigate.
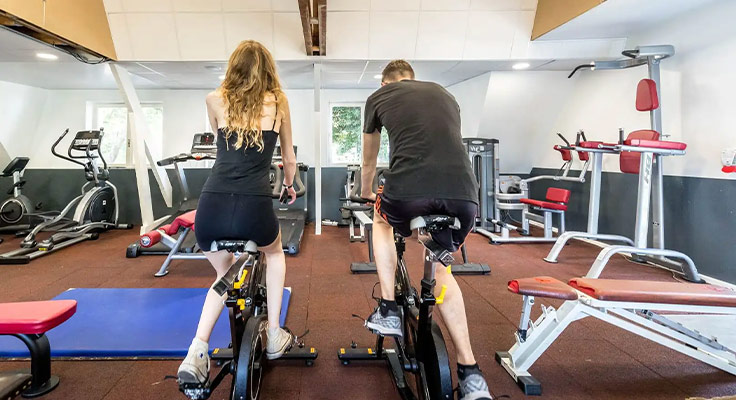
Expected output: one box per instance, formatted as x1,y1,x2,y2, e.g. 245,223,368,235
339,215,459,400
0,157,51,234
179,240,318,400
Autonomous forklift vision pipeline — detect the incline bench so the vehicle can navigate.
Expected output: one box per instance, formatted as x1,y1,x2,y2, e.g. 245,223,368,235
140,210,206,277
0,300,76,398
496,276,736,395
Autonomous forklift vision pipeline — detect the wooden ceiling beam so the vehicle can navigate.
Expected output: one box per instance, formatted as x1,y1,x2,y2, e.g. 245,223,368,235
317,0,326,56
297,0,313,55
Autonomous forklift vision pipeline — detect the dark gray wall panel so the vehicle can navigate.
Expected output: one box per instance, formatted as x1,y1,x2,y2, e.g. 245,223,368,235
529,167,736,283
7,167,348,229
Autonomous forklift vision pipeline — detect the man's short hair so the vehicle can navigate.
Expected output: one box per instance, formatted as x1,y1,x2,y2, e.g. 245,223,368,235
382,60,415,82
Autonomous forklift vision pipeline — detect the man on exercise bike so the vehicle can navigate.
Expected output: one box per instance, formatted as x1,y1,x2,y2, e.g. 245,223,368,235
360,60,493,400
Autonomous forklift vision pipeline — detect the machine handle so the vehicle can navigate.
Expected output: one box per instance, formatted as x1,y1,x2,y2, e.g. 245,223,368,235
618,128,625,144
97,128,109,171
556,133,571,147
52,129,86,168
568,63,594,79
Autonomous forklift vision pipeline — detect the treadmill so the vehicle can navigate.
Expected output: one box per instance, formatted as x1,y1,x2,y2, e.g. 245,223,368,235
125,132,216,258
271,146,308,255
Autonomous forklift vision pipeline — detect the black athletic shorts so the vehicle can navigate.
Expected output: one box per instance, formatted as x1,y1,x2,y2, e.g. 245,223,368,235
194,192,279,251
375,187,477,252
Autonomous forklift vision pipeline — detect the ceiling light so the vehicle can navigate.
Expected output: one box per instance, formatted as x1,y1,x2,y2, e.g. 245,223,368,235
36,52,58,60
373,74,382,79
512,62,530,70
218,74,225,80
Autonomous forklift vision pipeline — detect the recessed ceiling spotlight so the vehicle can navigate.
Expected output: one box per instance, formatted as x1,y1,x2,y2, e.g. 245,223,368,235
512,62,530,70
373,74,382,79
218,74,226,80
36,52,58,60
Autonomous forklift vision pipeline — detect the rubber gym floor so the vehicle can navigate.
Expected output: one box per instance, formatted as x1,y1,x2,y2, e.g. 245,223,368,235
1,226,735,400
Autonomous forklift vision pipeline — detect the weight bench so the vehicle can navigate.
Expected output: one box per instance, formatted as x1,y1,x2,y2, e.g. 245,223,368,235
496,276,736,395
0,300,76,398
140,210,206,277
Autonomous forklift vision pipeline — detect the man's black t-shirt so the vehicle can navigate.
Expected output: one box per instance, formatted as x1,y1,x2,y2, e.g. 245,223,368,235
364,80,478,204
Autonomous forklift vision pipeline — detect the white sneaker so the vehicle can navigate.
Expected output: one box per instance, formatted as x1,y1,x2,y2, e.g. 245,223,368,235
178,338,210,384
266,327,294,360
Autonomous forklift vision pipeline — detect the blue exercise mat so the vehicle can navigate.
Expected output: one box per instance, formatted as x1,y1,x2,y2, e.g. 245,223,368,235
0,287,291,358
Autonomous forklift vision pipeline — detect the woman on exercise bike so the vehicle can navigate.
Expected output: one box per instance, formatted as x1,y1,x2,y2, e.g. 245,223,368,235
178,40,298,385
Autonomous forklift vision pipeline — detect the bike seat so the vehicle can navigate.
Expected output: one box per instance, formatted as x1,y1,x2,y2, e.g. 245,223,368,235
410,215,460,233
211,240,258,253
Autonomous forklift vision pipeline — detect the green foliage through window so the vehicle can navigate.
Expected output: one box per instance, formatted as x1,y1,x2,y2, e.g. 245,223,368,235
95,105,163,166
330,105,390,164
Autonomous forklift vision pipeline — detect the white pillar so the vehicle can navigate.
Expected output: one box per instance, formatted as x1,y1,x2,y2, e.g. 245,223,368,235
313,63,322,235
110,63,173,233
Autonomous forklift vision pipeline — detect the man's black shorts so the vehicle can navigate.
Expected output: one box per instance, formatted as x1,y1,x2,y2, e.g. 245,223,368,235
375,187,477,252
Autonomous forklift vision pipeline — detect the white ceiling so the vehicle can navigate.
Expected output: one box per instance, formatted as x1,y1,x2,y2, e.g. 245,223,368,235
539,0,721,40
0,26,594,90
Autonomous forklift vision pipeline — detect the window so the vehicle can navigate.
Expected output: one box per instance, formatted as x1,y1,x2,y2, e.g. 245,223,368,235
329,103,389,165
91,103,163,166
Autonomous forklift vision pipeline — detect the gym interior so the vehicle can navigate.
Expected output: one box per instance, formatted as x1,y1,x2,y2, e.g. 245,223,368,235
1,0,735,399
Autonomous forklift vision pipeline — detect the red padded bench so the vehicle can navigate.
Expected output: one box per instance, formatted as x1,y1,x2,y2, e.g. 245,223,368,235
139,211,205,277
140,210,196,249
498,276,736,395
0,300,76,398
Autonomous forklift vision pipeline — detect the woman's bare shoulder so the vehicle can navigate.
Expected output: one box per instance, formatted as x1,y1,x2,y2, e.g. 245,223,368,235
206,90,223,106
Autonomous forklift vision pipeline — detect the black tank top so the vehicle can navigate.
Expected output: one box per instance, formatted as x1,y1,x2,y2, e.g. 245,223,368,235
201,118,278,196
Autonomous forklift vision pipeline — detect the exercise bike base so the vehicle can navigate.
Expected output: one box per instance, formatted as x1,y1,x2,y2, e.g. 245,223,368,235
338,347,411,396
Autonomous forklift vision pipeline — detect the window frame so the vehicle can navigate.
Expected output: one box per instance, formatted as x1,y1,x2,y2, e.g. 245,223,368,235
328,102,389,167
89,102,163,167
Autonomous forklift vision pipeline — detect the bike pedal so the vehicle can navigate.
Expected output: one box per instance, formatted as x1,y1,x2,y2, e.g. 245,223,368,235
178,380,212,400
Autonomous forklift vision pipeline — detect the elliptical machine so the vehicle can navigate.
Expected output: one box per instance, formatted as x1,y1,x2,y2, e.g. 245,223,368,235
0,129,131,264
0,157,45,234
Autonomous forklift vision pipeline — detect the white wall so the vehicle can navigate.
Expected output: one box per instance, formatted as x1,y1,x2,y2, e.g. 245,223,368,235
470,0,733,179
0,84,344,170
29,89,210,168
475,71,579,173
0,81,49,166
446,73,491,139
625,0,736,179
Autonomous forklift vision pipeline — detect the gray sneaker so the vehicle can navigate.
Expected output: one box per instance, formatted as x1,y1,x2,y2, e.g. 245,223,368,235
177,338,210,385
458,373,493,400
365,307,402,337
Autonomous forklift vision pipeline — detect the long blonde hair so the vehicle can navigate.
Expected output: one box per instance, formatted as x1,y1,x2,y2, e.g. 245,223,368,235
220,40,285,151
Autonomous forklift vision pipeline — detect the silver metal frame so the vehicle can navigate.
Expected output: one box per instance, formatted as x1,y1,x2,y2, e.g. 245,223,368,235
543,45,699,281
151,226,207,277
498,286,736,394
465,138,589,244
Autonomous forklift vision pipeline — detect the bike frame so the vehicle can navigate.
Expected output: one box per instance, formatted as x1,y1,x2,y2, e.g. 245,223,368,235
342,233,453,400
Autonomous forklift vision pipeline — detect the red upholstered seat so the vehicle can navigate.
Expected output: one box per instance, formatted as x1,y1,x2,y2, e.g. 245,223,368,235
579,141,608,148
520,187,570,211
624,138,687,150
520,199,567,211
508,276,578,300
165,210,196,234
553,145,572,162
569,278,736,307
0,300,77,335
576,150,589,161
